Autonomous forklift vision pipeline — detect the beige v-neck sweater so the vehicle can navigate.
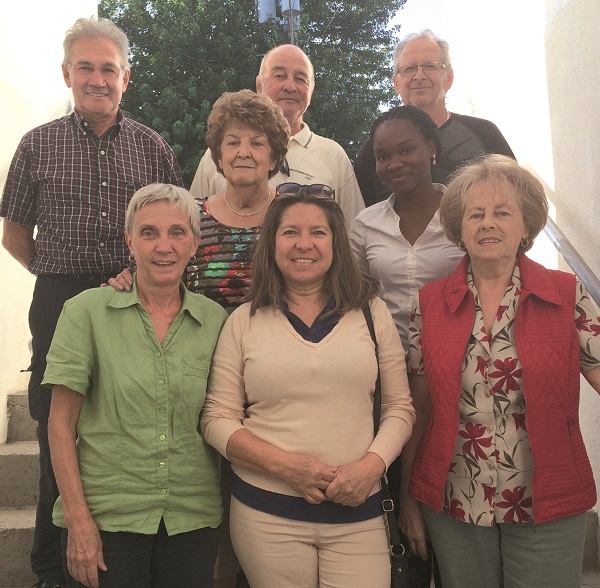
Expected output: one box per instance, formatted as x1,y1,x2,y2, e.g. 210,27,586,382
201,296,415,498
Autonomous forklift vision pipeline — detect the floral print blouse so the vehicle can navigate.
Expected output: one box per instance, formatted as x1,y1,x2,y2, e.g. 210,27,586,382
408,261,600,526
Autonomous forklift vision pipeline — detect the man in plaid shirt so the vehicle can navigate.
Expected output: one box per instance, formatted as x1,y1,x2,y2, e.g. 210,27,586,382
0,16,182,588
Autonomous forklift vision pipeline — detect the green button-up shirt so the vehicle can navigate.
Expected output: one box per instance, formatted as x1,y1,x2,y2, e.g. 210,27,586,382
43,277,228,535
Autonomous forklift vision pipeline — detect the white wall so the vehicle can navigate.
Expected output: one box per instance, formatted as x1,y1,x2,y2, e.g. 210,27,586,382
0,2,97,442
545,0,600,498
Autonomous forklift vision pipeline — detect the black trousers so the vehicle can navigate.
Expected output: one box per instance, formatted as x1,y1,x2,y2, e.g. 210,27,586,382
62,519,218,588
28,273,106,581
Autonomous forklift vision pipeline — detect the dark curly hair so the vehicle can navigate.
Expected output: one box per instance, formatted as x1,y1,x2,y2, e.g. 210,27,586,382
369,104,441,157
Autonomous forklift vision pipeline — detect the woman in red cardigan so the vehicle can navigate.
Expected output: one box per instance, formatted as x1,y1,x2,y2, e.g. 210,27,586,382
401,154,600,588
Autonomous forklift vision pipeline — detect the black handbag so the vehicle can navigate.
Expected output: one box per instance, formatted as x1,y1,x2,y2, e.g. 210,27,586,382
363,305,421,588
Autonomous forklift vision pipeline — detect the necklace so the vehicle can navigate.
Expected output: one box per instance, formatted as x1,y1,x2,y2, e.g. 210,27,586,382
223,190,271,217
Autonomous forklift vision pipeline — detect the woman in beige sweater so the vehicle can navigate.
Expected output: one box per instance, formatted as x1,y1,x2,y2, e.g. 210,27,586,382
201,187,415,588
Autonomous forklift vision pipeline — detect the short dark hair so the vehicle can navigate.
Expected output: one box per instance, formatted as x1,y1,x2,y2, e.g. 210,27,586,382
440,154,549,254
205,89,290,179
370,105,441,160
246,194,378,315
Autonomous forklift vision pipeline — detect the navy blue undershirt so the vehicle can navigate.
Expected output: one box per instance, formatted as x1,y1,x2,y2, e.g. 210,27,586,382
280,297,341,342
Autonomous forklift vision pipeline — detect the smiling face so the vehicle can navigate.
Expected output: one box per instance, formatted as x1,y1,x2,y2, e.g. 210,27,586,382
461,180,529,269
275,203,333,293
256,46,313,134
373,118,436,195
125,200,200,292
217,124,276,188
62,36,129,134
393,38,453,112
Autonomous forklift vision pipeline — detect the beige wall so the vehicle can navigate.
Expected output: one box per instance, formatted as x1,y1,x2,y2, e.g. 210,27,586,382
0,2,96,441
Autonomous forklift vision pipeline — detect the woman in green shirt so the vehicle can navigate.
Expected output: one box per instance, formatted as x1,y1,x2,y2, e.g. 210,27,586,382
43,184,228,588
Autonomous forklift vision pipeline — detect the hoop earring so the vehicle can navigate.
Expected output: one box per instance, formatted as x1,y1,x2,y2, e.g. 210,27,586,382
432,154,437,166
520,237,530,248
458,241,466,251
128,254,135,264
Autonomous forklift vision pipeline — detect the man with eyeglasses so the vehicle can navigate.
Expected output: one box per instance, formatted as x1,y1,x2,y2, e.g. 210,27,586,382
189,44,365,229
354,29,514,206
1,16,182,588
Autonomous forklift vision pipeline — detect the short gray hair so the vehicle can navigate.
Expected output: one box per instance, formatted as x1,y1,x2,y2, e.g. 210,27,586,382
125,184,201,240
393,29,452,77
63,16,130,71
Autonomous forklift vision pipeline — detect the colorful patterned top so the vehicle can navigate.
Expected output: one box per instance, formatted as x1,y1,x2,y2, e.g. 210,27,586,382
185,198,260,313
408,261,600,526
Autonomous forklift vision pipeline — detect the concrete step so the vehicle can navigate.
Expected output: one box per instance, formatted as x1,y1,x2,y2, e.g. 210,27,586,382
0,441,38,508
0,506,37,586
7,392,36,443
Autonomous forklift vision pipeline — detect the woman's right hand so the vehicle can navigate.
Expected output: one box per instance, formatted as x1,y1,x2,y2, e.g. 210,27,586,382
106,267,133,292
278,453,338,504
398,494,429,560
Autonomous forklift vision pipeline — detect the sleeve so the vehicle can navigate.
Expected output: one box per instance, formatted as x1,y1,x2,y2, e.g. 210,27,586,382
334,151,365,230
159,138,184,187
41,296,95,395
0,137,37,226
574,279,600,371
348,214,370,276
407,299,425,375
189,149,225,198
200,305,249,456
367,297,416,467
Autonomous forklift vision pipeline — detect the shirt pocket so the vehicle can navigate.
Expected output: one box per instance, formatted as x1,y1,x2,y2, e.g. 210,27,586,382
182,358,210,408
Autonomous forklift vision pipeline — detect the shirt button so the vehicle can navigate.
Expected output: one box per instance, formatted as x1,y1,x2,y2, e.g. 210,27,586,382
155,352,161,357
484,391,491,398
159,379,165,385
101,211,107,217
100,150,106,155
487,426,493,433
159,461,166,468
159,407,166,414
487,462,496,471
161,489,167,495
159,434,166,441
99,242,105,247
102,181,107,187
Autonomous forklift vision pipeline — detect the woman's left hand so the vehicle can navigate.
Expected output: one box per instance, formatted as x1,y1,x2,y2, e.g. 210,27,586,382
325,452,385,507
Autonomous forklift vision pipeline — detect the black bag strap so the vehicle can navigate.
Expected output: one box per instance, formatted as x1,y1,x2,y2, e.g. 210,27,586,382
362,304,405,552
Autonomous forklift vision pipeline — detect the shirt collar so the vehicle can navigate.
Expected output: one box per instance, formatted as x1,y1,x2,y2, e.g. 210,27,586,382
107,274,205,325
72,108,124,136
290,123,313,148
444,253,563,313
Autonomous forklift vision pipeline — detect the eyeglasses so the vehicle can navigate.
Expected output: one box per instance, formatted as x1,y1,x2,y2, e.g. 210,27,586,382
276,183,335,199
397,62,447,77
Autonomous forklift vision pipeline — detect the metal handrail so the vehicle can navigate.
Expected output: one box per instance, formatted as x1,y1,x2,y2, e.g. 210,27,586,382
544,217,600,309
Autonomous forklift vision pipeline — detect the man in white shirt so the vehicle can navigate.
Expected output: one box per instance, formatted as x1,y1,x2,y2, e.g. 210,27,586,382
190,44,364,228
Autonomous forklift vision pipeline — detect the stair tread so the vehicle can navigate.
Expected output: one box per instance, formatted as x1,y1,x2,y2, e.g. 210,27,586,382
0,440,38,455
0,506,36,529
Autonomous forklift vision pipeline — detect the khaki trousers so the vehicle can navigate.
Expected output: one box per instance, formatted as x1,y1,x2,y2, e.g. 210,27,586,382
230,497,391,588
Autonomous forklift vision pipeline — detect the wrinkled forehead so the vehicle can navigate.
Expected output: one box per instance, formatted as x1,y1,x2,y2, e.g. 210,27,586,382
265,47,312,79
463,179,521,208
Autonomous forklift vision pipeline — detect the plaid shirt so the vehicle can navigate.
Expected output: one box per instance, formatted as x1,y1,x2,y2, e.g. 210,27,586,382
0,110,183,275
